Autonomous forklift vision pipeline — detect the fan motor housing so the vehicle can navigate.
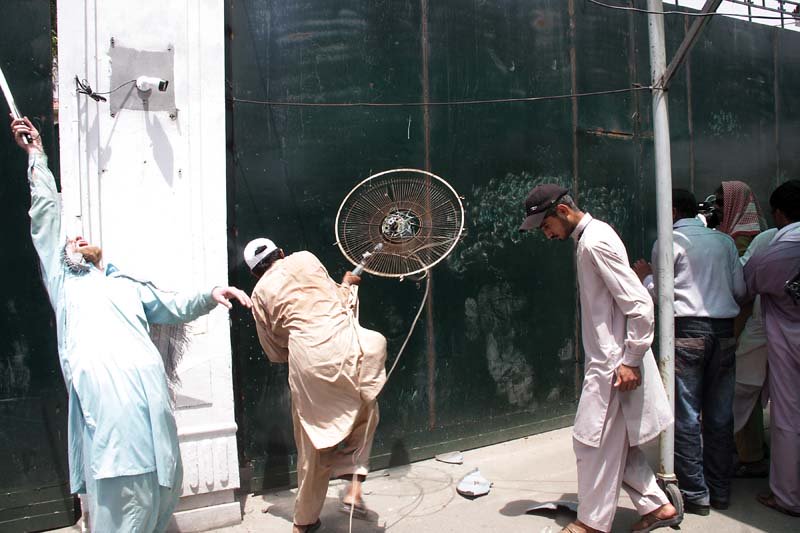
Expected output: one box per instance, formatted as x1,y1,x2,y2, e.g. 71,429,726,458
381,209,422,243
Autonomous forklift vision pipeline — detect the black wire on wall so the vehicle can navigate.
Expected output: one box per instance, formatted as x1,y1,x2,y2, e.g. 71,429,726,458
229,85,653,108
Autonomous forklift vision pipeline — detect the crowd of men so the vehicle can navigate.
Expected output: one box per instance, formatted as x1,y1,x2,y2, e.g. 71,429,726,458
520,179,799,532
9,114,799,533
635,180,800,522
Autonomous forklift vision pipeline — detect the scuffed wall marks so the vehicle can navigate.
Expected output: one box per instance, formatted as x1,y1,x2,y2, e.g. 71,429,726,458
441,170,577,415
465,283,534,408
447,171,570,275
709,110,741,138
580,185,631,236
0,339,32,398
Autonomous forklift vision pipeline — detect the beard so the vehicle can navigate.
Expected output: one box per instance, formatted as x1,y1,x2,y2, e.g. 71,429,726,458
79,246,103,267
62,243,103,274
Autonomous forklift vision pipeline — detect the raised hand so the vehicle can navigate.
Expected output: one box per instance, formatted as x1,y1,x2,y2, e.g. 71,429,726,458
342,272,361,286
9,115,43,154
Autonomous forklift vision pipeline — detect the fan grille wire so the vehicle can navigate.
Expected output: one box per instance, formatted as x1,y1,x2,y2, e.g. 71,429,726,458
336,169,464,277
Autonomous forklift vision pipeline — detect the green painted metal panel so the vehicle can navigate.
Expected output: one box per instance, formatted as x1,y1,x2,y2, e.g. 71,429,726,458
573,0,638,136
0,1,76,531
423,0,577,442
227,0,581,492
226,1,800,491
776,28,800,182
227,0,431,488
689,16,779,211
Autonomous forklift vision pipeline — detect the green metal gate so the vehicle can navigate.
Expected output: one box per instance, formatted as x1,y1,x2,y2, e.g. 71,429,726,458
224,1,800,491
0,1,76,531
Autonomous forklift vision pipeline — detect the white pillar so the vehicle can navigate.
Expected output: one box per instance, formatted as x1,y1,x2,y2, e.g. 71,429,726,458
56,2,241,530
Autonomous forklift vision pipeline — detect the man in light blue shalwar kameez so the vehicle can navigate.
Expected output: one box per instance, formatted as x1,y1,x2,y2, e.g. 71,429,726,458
11,117,252,532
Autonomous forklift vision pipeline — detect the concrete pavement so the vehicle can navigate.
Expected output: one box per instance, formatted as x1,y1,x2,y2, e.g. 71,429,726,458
53,425,797,532
216,426,795,532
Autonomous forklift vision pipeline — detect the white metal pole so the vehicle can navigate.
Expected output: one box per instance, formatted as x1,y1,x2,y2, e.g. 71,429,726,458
646,0,677,481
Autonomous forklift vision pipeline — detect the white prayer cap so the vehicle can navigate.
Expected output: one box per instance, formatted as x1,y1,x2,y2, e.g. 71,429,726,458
243,238,277,270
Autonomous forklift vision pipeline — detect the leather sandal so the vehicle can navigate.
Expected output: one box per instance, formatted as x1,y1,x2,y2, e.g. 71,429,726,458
339,499,369,520
757,492,800,517
630,509,682,532
559,521,591,533
294,519,321,532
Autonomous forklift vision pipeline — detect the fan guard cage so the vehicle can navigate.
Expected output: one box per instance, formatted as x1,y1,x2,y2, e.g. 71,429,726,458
336,168,465,278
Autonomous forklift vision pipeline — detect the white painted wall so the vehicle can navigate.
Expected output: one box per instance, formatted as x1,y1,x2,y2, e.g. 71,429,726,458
56,1,241,530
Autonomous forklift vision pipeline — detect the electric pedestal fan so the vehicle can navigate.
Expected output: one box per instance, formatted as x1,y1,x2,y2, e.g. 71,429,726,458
335,168,464,533
335,168,465,278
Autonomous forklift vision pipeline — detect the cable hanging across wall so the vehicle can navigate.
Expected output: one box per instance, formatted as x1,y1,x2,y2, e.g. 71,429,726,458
229,85,653,109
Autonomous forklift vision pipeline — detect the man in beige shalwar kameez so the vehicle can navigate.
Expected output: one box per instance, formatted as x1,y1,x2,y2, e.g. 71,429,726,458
519,185,679,533
245,238,387,533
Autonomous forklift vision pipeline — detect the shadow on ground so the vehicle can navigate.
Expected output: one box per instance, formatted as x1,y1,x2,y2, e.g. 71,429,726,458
500,492,579,529
252,493,386,532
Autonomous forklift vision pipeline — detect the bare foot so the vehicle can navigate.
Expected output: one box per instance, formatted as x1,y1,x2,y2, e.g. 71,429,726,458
341,480,363,506
651,503,677,519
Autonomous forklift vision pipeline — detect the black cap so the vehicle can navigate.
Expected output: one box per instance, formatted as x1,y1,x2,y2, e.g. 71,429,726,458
519,184,569,232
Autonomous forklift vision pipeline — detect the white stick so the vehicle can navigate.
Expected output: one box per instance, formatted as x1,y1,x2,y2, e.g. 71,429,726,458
0,63,30,144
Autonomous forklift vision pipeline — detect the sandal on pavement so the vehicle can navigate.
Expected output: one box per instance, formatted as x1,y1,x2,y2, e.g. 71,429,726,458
559,521,594,533
630,510,683,532
757,492,800,517
294,519,321,533
339,499,369,520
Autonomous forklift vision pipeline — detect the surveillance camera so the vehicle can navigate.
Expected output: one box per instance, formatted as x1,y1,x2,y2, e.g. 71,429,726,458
136,76,169,92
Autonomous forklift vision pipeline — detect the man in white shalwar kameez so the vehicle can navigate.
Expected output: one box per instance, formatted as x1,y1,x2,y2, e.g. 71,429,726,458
246,238,387,533
519,184,679,533
11,116,252,532
732,227,776,476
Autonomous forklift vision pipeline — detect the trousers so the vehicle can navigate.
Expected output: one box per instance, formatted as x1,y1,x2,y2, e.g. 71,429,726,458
673,316,736,506
292,401,379,526
573,389,668,532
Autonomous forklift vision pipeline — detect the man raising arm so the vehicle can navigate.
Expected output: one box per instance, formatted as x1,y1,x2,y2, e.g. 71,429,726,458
11,116,251,533
245,238,387,533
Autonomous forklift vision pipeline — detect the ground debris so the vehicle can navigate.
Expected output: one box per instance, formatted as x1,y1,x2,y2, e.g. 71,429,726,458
456,468,492,498
526,500,578,514
434,451,464,464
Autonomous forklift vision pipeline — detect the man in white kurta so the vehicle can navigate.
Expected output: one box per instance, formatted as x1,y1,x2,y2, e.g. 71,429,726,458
732,228,776,473
519,184,678,533
246,238,387,532
11,117,252,532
